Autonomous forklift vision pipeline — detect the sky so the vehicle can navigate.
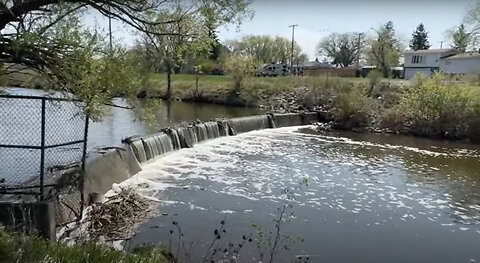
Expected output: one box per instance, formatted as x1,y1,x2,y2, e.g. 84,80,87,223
99,0,478,61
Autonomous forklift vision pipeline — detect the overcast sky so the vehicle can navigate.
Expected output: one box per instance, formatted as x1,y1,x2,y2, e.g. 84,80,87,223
99,0,478,61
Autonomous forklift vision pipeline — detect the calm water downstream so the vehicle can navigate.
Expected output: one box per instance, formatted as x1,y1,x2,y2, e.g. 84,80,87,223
117,127,480,263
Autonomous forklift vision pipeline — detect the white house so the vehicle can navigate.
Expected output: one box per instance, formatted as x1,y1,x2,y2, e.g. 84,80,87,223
403,49,458,79
439,53,480,74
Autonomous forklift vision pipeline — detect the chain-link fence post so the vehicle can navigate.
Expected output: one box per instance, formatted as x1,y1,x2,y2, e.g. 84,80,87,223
39,97,46,200
79,113,89,221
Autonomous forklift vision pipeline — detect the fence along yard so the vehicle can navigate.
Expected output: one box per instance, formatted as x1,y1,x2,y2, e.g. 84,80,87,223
0,94,88,201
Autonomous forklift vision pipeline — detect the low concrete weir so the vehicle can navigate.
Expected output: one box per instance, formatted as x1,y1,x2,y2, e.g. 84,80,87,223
105,112,322,168
0,112,324,239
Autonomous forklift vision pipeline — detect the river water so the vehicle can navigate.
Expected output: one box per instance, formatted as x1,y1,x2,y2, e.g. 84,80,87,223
0,87,259,185
116,126,480,263
3,88,480,262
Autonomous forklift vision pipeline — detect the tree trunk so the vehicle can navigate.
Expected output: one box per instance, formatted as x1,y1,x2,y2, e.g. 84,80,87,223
166,65,172,99
382,66,389,78
195,69,199,99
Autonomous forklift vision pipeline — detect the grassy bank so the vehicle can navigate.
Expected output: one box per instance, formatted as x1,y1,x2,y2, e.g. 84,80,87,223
142,73,406,107
0,229,172,263
143,72,480,143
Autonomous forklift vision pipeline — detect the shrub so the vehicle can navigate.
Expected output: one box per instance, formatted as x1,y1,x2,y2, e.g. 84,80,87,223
222,54,258,92
380,107,407,133
366,70,383,94
298,76,358,110
331,87,375,129
392,73,480,139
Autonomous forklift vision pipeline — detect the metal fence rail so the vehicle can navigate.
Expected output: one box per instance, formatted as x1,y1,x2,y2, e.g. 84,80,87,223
0,94,89,201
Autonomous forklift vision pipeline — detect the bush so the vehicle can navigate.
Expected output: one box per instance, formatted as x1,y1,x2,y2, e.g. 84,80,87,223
298,76,359,110
380,107,407,133
331,87,376,129
222,54,258,92
366,70,383,94
390,73,480,139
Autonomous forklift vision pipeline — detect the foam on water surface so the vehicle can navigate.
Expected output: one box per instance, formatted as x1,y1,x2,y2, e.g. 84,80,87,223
118,126,480,262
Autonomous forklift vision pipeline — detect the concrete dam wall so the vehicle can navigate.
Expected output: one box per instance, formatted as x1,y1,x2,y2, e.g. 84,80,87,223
84,112,327,203
0,112,328,239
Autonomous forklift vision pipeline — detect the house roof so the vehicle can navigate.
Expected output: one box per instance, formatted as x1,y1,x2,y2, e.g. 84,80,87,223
405,48,456,54
444,52,480,60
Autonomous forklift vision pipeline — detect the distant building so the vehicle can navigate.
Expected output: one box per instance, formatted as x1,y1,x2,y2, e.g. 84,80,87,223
295,60,357,77
360,66,404,78
403,49,459,79
439,52,480,74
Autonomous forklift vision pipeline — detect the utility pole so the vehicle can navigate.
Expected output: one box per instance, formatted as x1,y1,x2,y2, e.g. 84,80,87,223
440,41,444,50
289,24,298,75
356,33,363,71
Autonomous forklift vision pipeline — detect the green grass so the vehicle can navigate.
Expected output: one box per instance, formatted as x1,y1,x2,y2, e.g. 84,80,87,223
0,229,172,263
143,73,373,101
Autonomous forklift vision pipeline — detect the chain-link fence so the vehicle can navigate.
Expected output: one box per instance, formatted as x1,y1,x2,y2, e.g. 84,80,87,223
0,94,89,223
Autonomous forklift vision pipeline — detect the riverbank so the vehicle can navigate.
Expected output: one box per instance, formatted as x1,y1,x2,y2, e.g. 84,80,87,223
143,73,480,143
0,228,172,263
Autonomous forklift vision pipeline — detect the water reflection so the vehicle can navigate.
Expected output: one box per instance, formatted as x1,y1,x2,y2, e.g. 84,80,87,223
88,98,260,150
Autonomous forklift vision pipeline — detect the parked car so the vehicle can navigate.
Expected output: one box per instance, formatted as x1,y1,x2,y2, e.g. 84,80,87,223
257,64,290,77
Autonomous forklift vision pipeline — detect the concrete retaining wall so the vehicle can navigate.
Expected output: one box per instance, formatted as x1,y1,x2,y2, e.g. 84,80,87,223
83,146,141,203
0,202,55,240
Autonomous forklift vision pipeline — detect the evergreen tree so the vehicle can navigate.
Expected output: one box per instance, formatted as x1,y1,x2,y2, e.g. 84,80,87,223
410,23,431,51
451,24,471,52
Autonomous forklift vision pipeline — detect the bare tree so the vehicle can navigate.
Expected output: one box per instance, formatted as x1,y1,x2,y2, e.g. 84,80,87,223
226,35,308,64
317,33,364,68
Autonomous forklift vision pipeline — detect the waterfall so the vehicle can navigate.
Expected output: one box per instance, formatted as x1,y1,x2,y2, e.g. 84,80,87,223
166,128,182,150
130,139,147,163
176,126,198,148
142,136,159,160
129,132,175,163
126,113,320,164
195,122,222,142
227,115,273,135
153,133,174,155
218,121,230,137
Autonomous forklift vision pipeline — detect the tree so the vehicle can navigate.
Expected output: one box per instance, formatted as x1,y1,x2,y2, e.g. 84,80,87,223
142,10,212,99
410,23,431,51
449,24,471,52
0,0,252,110
222,54,258,92
317,33,364,68
465,1,480,47
226,35,308,65
367,21,401,77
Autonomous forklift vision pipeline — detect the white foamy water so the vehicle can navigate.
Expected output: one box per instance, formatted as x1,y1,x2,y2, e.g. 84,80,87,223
117,126,480,262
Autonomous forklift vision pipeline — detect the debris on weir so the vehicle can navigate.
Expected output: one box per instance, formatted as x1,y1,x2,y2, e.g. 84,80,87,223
88,188,153,240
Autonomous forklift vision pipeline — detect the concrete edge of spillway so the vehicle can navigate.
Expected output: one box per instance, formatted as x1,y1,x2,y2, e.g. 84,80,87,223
0,111,331,240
